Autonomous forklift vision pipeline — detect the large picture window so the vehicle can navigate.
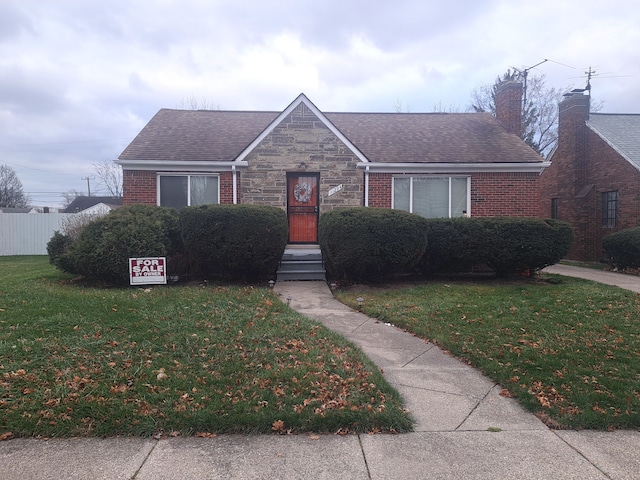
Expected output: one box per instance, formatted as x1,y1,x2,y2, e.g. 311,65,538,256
602,191,618,228
158,174,219,209
393,176,470,218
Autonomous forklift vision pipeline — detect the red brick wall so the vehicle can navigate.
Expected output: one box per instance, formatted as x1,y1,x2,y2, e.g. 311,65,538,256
123,170,156,205
471,172,540,217
540,93,640,261
368,173,392,207
219,171,234,204
124,170,236,205
367,171,541,217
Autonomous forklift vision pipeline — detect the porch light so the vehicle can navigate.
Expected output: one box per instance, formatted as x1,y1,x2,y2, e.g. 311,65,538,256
356,297,364,310
299,161,307,169
268,280,275,289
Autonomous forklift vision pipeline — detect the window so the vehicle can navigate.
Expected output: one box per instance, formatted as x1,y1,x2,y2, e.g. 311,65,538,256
158,174,219,209
393,176,469,218
602,191,618,228
551,198,559,219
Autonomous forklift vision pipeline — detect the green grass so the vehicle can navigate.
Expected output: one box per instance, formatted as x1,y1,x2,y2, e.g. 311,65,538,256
0,257,412,438
337,276,640,430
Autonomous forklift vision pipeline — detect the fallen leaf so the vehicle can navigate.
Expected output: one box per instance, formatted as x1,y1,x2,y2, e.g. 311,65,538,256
0,432,14,441
272,420,285,434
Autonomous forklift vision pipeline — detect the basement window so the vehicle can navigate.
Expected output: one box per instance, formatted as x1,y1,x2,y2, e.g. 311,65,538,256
393,176,470,218
158,174,219,209
602,191,618,228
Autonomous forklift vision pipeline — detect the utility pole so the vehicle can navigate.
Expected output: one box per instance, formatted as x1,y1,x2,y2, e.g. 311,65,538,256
82,176,92,196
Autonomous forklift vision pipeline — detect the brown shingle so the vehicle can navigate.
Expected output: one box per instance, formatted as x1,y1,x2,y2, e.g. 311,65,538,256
119,107,543,164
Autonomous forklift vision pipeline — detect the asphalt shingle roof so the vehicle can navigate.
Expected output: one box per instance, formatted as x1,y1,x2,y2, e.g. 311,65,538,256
62,196,123,213
119,107,543,165
587,113,640,171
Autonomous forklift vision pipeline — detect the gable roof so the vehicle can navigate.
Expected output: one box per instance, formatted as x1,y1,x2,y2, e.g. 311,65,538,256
587,113,640,171
63,196,123,213
118,94,544,169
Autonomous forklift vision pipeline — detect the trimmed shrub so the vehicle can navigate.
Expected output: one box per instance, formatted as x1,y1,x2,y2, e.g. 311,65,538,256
318,207,429,282
54,205,181,284
476,217,573,276
419,218,485,274
46,231,75,272
180,204,288,281
419,217,573,277
603,227,640,269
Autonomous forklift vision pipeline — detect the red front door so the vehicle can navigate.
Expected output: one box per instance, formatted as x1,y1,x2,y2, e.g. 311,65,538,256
287,173,319,243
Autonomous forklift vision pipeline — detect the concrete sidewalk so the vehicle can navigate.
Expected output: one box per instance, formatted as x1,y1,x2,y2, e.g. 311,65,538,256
2,268,640,479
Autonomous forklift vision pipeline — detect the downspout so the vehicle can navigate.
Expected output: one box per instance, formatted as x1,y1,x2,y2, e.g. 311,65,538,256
232,165,237,204
364,165,370,207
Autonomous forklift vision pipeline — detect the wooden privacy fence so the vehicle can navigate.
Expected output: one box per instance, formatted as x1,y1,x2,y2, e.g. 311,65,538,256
0,213,75,256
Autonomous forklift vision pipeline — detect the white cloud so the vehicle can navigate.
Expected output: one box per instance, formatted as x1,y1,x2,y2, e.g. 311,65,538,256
0,0,639,207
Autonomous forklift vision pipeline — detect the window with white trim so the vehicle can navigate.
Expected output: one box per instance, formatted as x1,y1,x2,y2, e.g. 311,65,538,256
158,174,219,209
393,176,470,218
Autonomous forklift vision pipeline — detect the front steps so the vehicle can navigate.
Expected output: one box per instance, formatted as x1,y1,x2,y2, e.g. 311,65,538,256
276,245,326,281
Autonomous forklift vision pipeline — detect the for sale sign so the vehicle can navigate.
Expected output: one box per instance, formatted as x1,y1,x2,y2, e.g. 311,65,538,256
129,257,167,285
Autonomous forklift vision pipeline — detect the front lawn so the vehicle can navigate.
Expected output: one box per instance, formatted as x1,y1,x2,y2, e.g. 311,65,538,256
337,277,640,430
0,257,412,438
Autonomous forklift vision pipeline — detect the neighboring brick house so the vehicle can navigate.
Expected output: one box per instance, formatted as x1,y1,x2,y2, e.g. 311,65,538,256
540,91,640,262
117,92,547,244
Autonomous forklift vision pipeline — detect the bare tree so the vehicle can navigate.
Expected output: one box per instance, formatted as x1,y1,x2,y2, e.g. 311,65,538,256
470,72,565,157
178,95,221,110
92,159,123,197
393,98,412,113
0,164,30,208
61,189,85,208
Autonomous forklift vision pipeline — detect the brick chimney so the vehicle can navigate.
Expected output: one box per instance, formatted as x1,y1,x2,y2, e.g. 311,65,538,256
495,80,523,136
557,91,590,152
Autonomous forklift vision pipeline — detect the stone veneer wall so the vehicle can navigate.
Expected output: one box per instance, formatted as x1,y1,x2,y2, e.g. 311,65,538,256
240,103,363,214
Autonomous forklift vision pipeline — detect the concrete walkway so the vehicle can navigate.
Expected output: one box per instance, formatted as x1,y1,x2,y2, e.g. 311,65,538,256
2,266,640,479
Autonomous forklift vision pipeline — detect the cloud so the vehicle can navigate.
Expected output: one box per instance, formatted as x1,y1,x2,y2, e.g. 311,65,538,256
0,0,639,207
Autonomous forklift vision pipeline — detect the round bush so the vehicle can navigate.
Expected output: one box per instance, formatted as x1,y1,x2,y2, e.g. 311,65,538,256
60,205,181,284
318,207,429,282
179,204,289,281
46,231,75,272
603,227,640,269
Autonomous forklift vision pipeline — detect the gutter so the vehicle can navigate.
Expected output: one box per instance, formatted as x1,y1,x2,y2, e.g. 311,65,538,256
115,160,249,171
356,162,551,174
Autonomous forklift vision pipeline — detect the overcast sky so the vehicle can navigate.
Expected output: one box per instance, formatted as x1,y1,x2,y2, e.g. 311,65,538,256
2,0,639,208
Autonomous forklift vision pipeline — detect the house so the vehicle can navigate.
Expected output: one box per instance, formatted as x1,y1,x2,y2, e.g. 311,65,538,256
540,90,640,262
0,207,39,213
117,90,547,245
62,196,123,215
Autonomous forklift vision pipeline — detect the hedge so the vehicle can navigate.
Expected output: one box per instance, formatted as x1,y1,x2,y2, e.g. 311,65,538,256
318,207,429,282
419,217,573,277
603,227,640,269
180,204,288,281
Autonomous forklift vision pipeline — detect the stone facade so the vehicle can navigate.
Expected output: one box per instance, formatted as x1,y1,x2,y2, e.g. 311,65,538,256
240,103,363,214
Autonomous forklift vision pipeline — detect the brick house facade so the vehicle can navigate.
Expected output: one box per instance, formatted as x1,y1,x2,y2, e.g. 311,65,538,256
118,93,547,244
540,91,640,261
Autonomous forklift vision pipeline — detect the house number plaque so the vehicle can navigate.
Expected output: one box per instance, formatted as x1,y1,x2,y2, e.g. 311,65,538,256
328,184,343,197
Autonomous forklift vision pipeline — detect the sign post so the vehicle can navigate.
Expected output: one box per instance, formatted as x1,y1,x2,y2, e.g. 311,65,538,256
129,257,167,285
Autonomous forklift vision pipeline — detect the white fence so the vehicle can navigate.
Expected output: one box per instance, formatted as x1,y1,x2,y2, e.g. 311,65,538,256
0,213,75,256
